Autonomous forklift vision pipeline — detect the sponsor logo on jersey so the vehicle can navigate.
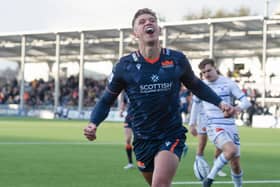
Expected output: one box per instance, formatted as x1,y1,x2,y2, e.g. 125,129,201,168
139,74,173,93
140,82,173,93
161,60,174,68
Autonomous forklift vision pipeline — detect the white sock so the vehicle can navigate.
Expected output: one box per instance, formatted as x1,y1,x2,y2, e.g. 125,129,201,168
207,153,228,179
231,170,243,187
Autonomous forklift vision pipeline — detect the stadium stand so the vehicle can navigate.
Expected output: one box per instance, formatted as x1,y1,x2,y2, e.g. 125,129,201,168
0,16,280,125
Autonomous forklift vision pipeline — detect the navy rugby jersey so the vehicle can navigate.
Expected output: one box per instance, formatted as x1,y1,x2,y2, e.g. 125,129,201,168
122,92,131,114
90,48,222,140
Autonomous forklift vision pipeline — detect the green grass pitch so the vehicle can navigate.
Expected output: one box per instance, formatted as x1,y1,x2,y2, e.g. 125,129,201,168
0,117,279,187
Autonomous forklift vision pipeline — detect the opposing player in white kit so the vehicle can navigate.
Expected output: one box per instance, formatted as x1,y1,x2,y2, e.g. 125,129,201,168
189,95,227,177
197,59,251,187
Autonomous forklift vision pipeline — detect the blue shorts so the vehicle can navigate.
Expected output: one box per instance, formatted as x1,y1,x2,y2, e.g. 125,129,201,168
133,134,187,172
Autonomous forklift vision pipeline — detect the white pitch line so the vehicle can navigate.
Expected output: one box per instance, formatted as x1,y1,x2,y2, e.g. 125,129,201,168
0,141,279,146
172,180,280,185
0,142,123,145
0,142,280,148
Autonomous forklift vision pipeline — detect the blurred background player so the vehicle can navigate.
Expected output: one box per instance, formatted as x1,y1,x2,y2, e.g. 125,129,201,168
189,94,227,177
179,85,192,124
197,58,251,187
119,92,134,170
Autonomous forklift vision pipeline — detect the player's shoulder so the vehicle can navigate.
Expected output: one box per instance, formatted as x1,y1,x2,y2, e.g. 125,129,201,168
163,48,190,67
218,76,236,84
118,53,134,65
164,48,186,59
114,51,140,70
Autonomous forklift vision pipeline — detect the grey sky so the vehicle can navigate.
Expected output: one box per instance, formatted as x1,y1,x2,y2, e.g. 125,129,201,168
1,0,279,33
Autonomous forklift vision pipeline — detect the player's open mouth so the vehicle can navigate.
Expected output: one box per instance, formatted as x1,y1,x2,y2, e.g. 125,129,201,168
145,27,154,34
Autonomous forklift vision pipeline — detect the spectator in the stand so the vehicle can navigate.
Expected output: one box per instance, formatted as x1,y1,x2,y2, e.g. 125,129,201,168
0,91,4,104
275,105,279,127
227,68,233,78
246,99,257,126
269,73,275,84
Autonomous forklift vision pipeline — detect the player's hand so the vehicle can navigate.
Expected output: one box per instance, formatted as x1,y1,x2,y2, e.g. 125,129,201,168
219,101,235,118
189,125,198,136
84,123,97,141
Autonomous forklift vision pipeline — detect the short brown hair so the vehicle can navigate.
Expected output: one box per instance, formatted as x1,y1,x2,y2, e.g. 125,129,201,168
198,58,216,69
132,8,157,27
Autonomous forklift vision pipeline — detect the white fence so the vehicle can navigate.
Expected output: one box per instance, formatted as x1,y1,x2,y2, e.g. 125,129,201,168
0,104,124,122
1,104,279,128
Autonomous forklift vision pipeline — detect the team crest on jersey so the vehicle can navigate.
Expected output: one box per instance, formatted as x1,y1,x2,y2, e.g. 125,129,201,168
161,60,174,68
151,74,159,82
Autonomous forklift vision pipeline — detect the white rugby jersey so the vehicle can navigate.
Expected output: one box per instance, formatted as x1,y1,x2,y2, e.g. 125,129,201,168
189,95,208,127
200,76,251,126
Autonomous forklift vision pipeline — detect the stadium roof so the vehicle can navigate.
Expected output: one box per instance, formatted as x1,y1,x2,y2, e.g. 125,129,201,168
0,16,280,64
3,15,280,112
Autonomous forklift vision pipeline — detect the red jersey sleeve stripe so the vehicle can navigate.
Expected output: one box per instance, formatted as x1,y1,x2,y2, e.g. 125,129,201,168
170,139,180,153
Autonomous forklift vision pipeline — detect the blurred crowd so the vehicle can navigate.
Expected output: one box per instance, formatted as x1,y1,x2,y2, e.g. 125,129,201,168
1,75,280,108
0,73,279,125
0,76,106,108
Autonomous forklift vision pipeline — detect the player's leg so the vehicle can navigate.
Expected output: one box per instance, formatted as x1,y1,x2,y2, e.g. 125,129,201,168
195,124,207,160
207,142,234,179
134,136,186,187
196,133,207,158
134,138,157,186
214,148,227,177
152,136,186,187
123,124,134,169
207,139,237,178
203,127,237,186
181,112,186,124
125,126,133,162
203,144,232,187
230,156,243,187
152,150,179,187
141,172,153,186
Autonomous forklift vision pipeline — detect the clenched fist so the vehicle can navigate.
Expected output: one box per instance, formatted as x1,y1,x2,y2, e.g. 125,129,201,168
219,101,235,118
84,123,97,141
